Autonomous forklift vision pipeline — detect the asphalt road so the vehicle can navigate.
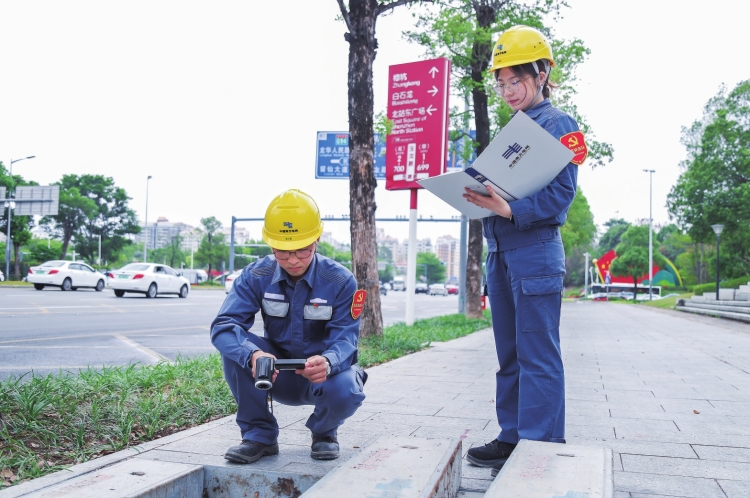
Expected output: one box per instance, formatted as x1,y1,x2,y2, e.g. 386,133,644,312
0,287,460,380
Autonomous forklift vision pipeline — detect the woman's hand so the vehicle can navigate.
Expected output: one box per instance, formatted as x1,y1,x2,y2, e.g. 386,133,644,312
463,186,512,219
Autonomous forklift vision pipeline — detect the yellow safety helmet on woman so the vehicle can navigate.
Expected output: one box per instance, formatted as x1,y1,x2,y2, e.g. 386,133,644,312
489,25,555,73
262,189,324,251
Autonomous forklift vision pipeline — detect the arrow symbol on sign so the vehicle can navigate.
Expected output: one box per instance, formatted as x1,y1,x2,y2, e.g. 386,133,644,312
428,85,438,96
426,105,437,116
429,67,439,78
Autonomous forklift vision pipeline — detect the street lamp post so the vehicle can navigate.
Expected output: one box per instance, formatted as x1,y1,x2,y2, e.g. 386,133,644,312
643,169,655,300
4,156,36,280
712,224,725,301
144,176,152,263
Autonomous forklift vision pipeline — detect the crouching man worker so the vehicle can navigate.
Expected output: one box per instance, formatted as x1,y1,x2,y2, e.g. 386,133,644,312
211,189,367,464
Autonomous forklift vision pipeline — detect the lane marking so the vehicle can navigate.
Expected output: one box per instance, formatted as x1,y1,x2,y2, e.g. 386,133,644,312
32,304,50,314
113,333,171,364
0,326,209,345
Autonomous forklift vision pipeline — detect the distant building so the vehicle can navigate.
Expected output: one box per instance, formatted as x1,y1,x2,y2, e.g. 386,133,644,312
135,217,194,251
435,235,460,283
220,225,250,245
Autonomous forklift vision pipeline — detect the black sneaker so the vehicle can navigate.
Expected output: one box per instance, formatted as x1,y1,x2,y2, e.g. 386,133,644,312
466,439,516,467
311,434,340,460
224,440,279,464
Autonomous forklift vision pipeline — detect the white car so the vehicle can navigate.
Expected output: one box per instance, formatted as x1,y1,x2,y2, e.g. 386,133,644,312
27,260,107,291
429,283,448,296
225,270,242,293
0,269,4,282
109,263,190,298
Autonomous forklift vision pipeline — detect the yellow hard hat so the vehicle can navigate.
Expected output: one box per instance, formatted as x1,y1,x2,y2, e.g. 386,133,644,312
262,189,324,251
489,25,555,73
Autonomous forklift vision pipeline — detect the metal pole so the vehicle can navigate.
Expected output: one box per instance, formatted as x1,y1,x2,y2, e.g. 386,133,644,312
144,176,151,263
98,233,101,267
229,216,236,274
458,93,470,314
4,201,11,280
584,252,589,299
716,233,721,301
643,169,655,300
406,189,418,326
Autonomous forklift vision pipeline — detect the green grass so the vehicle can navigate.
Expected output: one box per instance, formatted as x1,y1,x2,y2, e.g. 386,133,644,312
0,310,492,488
638,293,692,309
0,281,32,287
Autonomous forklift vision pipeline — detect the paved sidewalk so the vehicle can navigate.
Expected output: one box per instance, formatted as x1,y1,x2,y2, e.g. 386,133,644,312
5,301,750,497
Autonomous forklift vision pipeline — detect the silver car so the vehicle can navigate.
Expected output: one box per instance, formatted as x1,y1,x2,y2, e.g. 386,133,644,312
429,283,448,296
109,263,190,298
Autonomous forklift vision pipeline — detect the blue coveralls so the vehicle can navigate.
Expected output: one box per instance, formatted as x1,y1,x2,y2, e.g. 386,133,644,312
211,253,366,445
483,98,579,444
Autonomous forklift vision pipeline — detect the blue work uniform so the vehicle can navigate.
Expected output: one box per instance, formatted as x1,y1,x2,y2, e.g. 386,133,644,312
483,98,580,444
211,253,366,445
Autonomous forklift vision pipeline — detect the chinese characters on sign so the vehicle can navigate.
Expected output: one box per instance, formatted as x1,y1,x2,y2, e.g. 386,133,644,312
315,132,386,180
385,57,451,191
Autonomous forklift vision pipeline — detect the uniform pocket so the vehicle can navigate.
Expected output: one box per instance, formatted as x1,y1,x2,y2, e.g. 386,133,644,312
518,274,563,333
303,305,333,320
303,305,331,342
262,299,289,317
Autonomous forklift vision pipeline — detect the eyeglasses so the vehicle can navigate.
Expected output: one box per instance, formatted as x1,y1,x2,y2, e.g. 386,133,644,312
493,75,532,95
273,244,315,260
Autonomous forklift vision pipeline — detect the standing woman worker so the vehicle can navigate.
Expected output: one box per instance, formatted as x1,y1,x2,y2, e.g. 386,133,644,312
463,25,587,475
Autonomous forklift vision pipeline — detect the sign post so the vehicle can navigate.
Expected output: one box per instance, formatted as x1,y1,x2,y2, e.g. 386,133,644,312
385,57,451,325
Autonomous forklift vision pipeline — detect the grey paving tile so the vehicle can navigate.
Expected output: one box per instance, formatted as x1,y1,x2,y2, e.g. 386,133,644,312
566,436,698,459
621,453,750,480
458,477,493,493
615,470,725,497
366,412,491,430
719,479,750,498
692,444,750,462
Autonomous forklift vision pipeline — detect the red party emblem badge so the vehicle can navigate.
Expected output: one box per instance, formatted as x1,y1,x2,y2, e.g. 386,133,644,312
351,290,367,319
560,131,588,166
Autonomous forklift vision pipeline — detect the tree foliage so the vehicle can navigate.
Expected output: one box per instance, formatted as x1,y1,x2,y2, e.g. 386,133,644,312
195,217,228,276
416,251,446,284
610,225,665,295
560,187,596,286
41,174,140,267
667,80,750,278
596,218,630,257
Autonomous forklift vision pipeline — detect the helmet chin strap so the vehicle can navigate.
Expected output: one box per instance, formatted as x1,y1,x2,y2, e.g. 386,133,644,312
521,59,550,112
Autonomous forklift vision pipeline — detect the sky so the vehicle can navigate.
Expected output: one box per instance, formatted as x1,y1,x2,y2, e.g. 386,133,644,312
1,1,748,247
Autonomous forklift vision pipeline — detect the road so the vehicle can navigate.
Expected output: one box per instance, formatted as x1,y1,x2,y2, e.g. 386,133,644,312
0,287,459,380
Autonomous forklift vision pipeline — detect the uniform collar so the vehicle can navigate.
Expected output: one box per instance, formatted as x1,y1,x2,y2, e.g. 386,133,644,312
272,252,318,289
518,98,551,120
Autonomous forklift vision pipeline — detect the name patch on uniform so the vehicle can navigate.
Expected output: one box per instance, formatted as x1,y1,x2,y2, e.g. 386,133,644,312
560,131,588,166
351,290,367,319
264,292,285,301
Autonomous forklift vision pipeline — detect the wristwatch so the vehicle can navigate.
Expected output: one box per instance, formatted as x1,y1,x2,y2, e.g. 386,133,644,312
325,358,331,376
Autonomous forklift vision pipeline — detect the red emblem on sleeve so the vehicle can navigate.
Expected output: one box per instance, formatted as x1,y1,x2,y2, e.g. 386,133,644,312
351,290,367,319
560,131,588,166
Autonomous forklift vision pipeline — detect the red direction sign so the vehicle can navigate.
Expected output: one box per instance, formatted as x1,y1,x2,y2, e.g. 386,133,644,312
385,57,451,191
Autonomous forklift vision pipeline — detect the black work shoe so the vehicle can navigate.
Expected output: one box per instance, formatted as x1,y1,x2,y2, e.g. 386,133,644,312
490,460,507,477
224,440,279,464
466,439,516,467
311,434,340,460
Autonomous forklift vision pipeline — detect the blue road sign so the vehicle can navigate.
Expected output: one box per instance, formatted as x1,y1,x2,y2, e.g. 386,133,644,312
316,131,386,180
315,130,476,179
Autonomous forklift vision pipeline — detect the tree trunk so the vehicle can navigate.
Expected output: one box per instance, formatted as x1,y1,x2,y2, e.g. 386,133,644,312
465,3,497,318
344,0,383,337
633,275,637,299
60,224,73,260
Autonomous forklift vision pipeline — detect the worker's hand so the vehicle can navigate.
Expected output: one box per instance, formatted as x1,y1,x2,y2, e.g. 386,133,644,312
297,355,328,384
251,350,278,383
463,186,512,218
